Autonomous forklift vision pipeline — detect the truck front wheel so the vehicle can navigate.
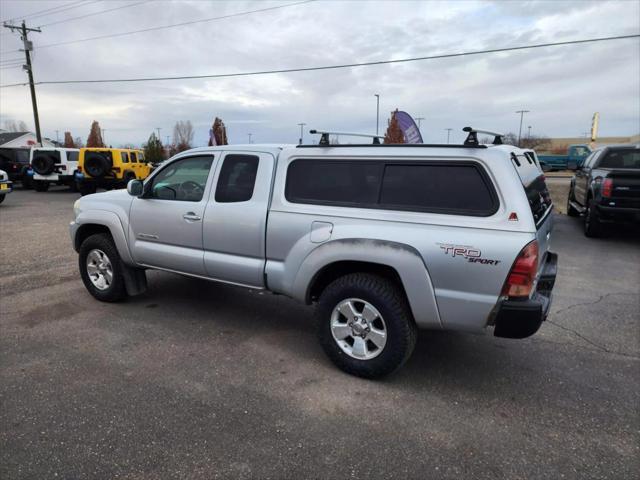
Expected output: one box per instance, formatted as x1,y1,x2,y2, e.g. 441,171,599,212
79,233,128,302
316,273,417,378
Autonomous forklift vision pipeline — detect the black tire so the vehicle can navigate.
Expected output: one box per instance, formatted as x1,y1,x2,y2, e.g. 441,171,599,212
33,180,50,192
584,197,602,238
316,273,417,379
84,152,112,178
31,153,57,175
79,233,127,302
78,182,97,196
566,187,579,217
21,173,33,189
0,194,5,203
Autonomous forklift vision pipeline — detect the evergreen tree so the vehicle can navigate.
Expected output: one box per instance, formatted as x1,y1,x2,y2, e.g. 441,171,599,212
144,132,165,163
63,132,75,148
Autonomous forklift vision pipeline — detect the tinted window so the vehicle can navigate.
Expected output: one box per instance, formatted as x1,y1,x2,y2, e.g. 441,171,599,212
598,150,640,169
523,175,553,226
150,156,212,201
380,164,496,215
285,160,497,216
286,160,383,205
130,152,138,163
138,152,146,162
67,151,78,163
215,154,259,203
120,152,129,163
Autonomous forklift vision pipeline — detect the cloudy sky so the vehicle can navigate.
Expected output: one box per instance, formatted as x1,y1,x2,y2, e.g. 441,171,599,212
0,0,638,147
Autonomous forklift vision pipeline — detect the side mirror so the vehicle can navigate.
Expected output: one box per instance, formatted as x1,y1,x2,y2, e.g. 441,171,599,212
567,160,578,171
127,179,144,196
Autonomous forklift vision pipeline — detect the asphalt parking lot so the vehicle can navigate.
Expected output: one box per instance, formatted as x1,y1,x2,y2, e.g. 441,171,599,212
1,185,639,479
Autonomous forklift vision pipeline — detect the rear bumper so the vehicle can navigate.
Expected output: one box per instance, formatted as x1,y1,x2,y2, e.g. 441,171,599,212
0,180,13,194
493,252,558,339
596,204,640,223
75,172,125,187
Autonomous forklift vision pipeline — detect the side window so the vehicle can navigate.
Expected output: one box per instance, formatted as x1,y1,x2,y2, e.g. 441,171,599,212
121,152,129,163
380,164,497,215
150,156,213,201
138,152,146,163
67,151,79,163
215,154,259,203
130,152,138,163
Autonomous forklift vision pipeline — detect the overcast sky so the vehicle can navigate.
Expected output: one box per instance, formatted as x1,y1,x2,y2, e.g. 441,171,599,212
0,0,638,147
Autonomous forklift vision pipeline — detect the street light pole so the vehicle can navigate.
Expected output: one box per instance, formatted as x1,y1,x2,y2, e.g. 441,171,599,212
515,110,530,147
374,94,380,135
527,125,532,139
297,122,306,145
55,130,59,144
445,128,453,144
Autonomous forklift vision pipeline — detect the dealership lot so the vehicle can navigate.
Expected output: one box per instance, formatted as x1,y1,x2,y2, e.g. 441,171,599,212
1,187,638,479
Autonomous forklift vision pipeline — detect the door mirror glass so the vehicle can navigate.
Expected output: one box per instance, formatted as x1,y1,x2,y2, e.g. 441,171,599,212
127,179,144,196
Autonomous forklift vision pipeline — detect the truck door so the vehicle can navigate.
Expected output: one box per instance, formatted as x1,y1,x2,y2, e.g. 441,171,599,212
574,151,599,205
129,154,216,276
202,151,275,288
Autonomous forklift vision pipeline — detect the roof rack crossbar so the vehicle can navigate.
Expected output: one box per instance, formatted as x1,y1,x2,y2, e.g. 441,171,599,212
463,126,504,146
309,129,384,146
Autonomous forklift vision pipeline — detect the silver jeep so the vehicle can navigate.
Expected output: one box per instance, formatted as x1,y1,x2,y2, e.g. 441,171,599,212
70,128,557,378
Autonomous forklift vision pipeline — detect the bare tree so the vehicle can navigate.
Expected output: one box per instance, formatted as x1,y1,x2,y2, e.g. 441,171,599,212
173,120,194,152
75,136,84,148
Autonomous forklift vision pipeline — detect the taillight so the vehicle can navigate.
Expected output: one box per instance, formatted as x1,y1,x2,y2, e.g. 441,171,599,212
501,241,539,299
602,178,613,198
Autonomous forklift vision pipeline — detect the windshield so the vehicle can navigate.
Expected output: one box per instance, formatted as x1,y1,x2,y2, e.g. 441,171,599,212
598,150,640,169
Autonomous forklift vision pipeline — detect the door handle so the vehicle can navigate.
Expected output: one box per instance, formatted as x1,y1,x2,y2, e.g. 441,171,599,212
183,212,201,222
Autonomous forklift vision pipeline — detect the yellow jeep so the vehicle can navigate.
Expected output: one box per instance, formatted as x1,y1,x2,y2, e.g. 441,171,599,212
76,148,151,195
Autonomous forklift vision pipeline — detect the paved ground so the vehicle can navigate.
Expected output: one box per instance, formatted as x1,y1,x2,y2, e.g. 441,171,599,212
1,186,639,480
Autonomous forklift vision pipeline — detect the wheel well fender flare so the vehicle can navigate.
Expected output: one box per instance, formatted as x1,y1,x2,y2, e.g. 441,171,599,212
293,238,442,329
73,211,134,266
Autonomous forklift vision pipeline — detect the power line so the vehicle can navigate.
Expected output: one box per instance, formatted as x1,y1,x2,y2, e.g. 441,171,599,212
38,1,150,28
0,0,315,54
1,33,637,89
1,0,96,23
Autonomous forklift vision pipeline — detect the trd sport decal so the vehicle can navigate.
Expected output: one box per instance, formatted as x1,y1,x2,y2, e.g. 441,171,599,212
438,243,501,266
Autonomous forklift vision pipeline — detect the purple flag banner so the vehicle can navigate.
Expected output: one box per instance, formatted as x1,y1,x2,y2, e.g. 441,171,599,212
395,111,423,144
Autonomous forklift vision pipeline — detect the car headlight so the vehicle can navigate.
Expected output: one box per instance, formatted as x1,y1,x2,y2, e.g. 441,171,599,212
73,199,81,218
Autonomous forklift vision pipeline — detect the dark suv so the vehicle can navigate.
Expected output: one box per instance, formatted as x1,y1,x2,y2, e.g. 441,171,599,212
567,145,640,236
0,147,33,187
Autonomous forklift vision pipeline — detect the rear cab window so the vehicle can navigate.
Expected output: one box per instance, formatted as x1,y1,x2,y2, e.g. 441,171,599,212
597,149,640,169
511,153,553,227
285,159,498,216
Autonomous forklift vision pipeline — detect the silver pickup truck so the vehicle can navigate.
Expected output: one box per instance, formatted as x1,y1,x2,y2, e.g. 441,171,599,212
70,129,558,378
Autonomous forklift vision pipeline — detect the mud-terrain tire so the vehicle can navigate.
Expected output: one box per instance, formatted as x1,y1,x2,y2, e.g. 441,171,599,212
31,153,57,175
79,233,127,302
316,273,417,379
84,152,112,178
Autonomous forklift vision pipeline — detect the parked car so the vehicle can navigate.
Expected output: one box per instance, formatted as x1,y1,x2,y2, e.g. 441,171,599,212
0,147,32,188
0,169,13,203
567,144,640,237
70,128,558,378
75,148,150,196
538,144,591,171
30,147,80,191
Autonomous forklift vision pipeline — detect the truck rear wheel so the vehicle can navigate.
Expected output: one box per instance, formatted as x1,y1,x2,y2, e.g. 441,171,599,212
584,198,602,237
79,233,127,302
316,273,417,378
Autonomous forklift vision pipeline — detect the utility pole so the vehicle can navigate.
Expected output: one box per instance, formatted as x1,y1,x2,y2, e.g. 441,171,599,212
3,21,42,145
515,110,530,147
297,123,306,145
374,94,380,135
445,128,453,144
155,127,161,139
247,133,252,144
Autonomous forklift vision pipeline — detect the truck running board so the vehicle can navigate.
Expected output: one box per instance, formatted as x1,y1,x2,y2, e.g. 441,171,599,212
569,200,586,214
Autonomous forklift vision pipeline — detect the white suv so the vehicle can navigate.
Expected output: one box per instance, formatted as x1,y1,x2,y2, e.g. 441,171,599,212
31,147,80,192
